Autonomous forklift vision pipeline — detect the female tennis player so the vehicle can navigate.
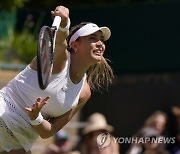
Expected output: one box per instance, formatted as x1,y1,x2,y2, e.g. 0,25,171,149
0,5,113,154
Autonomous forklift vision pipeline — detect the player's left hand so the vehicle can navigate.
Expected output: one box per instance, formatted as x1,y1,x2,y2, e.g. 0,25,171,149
25,96,50,120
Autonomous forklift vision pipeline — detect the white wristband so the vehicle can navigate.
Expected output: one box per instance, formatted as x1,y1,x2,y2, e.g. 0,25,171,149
30,112,43,126
59,17,70,32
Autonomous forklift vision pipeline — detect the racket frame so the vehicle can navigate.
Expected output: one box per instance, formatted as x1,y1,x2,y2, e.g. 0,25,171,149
37,26,53,90
37,16,61,90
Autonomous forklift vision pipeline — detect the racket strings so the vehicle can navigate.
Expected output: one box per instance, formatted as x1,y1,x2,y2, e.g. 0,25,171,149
37,26,53,89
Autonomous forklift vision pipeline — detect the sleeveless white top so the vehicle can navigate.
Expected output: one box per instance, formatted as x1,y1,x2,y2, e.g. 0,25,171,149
0,53,86,152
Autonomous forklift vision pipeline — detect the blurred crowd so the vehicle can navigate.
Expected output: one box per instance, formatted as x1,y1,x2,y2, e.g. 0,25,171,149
41,105,180,154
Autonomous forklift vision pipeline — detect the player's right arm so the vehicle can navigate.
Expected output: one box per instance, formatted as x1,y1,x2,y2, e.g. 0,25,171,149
50,5,70,74
30,5,70,74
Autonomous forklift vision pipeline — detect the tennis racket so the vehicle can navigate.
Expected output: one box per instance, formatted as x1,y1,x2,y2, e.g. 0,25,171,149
37,16,61,90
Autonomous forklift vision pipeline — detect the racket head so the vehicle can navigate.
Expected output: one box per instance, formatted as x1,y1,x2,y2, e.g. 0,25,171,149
37,26,53,90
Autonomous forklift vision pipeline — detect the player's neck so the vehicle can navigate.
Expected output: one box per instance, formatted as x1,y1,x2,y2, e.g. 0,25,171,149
70,57,90,84
69,66,86,84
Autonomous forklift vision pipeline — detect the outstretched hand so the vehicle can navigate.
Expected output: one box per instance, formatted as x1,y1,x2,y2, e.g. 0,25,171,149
25,96,50,120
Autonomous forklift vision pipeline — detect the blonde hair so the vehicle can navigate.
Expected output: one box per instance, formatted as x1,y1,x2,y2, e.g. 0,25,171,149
67,22,114,91
144,111,167,127
86,57,114,91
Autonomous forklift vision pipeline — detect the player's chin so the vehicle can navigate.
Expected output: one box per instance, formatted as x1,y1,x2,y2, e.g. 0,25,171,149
91,55,103,64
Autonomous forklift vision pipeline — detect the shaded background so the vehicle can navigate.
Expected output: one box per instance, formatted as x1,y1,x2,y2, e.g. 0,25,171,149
14,1,180,73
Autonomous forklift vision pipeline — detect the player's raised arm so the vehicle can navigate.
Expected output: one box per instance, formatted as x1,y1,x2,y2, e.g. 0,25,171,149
51,6,70,74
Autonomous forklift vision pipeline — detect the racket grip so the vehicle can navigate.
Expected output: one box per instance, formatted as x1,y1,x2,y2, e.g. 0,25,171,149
52,16,61,30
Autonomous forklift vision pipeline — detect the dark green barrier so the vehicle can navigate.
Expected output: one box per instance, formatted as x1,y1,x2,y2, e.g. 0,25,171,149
0,11,16,38
16,2,180,74
69,2,180,74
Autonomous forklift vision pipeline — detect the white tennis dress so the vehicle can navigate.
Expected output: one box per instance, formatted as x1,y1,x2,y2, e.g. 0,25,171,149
0,54,86,152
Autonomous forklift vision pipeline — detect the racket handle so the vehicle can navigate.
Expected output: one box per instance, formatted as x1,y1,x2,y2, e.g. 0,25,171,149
52,16,61,30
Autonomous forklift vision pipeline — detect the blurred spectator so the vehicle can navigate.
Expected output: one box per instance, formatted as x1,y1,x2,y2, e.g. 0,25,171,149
126,110,168,154
144,111,168,135
80,112,120,154
127,127,170,154
141,127,170,154
168,106,180,154
44,129,79,154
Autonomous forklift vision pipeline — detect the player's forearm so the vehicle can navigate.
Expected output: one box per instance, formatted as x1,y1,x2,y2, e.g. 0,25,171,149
32,119,53,139
54,29,69,56
32,109,74,139
32,119,64,139
55,30,69,44
55,16,70,44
